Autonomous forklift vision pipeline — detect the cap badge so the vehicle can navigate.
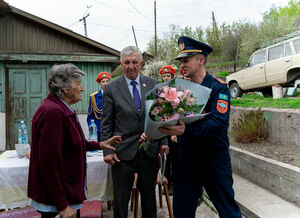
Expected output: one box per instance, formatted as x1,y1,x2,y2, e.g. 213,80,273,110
164,68,169,73
179,42,185,51
103,74,107,77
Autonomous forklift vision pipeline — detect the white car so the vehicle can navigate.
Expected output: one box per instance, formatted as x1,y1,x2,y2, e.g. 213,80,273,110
226,31,300,98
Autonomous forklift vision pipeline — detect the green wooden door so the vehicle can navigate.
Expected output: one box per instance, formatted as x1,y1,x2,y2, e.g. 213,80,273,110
7,65,48,149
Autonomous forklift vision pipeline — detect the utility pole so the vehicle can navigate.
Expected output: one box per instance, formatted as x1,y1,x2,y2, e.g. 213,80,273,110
132,26,138,48
154,0,157,58
212,11,220,42
79,13,90,37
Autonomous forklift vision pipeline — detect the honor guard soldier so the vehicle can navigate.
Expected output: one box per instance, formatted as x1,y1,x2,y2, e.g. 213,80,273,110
159,36,242,218
87,72,111,141
159,65,178,195
160,65,176,82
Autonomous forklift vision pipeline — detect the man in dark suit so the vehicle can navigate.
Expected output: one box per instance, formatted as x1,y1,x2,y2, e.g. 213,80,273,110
101,46,168,218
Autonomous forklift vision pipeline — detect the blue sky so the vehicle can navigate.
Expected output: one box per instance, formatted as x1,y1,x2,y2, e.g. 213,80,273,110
6,0,291,51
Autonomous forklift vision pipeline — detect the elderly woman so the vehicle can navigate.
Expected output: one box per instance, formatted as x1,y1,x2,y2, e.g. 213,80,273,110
27,64,121,218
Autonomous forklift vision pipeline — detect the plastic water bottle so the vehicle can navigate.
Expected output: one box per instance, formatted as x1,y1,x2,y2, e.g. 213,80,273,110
89,119,98,141
18,120,28,144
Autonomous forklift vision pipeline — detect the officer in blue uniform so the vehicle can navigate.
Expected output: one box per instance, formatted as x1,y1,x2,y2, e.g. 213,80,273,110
159,36,242,218
87,72,111,141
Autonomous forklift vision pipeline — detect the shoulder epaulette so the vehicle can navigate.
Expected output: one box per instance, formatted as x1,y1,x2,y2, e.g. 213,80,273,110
90,91,98,97
213,76,227,85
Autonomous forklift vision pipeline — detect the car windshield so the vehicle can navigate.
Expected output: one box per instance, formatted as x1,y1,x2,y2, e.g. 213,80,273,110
249,50,266,67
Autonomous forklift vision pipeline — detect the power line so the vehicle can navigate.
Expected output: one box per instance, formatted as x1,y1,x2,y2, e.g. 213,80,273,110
88,22,163,33
67,20,80,28
68,5,92,30
83,5,92,17
92,0,136,14
127,0,151,19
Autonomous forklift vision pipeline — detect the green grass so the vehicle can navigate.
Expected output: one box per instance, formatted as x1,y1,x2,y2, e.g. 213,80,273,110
218,72,229,77
231,93,300,109
293,160,300,167
206,61,234,68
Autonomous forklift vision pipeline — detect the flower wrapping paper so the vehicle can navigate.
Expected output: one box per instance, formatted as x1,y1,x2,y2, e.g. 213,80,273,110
144,78,212,139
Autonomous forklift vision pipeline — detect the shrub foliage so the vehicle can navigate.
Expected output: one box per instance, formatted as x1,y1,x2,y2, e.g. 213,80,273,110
232,108,268,143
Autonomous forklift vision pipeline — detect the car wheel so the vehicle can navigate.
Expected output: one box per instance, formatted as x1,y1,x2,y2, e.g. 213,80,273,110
229,82,242,98
262,88,273,97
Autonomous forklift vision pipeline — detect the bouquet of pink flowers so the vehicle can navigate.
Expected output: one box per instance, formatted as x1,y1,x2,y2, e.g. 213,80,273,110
148,79,203,122
144,78,211,139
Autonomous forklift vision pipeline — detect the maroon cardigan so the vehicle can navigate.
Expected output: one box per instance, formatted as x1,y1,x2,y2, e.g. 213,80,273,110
27,94,100,211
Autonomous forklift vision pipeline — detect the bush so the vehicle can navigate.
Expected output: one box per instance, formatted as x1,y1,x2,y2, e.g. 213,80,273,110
143,60,169,80
218,72,229,77
232,108,268,143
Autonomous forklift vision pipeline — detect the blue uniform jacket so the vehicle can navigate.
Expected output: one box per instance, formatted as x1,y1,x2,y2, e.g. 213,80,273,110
178,72,231,152
87,90,103,134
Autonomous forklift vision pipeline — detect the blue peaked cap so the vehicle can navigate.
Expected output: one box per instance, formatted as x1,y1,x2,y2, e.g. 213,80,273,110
175,36,213,60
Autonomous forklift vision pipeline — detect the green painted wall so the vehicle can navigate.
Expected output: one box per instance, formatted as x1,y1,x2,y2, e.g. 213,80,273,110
0,61,113,113
72,62,112,113
0,63,5,112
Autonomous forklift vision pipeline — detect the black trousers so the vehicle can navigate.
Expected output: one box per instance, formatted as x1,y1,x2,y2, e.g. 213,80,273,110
173,148,242,218
111,149,159,218
38,209,80,218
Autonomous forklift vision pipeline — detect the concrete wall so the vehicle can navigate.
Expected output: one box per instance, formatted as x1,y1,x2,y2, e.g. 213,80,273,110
230,107,300,146
230,146,300,207
0,112,5,151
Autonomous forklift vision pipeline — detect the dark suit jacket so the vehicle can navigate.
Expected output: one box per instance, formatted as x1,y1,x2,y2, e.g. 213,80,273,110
101,74,167,160
28,94,100,211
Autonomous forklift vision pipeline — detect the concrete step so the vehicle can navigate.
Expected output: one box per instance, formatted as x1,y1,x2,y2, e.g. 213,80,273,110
233,173,300,218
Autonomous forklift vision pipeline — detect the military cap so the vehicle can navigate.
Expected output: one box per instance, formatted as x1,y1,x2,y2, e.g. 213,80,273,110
159,65,176,75
175,36,213,60
96,72,111,83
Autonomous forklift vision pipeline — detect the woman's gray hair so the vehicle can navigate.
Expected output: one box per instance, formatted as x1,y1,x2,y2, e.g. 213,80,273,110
120,46,143,61
48,63,85,98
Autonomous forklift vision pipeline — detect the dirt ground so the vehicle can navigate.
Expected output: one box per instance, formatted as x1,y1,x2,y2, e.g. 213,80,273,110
229,135,300,168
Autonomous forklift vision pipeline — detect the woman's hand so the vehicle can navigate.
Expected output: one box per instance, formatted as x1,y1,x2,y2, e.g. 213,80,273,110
59,205,77,218
100,136,122,150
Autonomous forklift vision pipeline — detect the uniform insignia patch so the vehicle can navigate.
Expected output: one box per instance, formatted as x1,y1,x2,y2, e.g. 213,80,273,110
219,93,228,101
217,99,228,113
